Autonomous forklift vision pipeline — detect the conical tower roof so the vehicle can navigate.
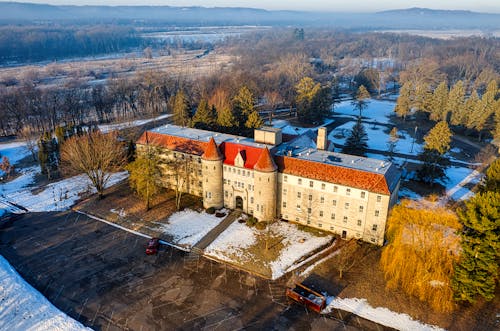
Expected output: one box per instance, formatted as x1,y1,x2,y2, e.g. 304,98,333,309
202,137,223,161
254,147,277,172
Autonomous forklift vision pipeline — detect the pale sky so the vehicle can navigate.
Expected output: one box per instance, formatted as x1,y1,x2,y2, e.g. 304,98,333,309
4,1,500,13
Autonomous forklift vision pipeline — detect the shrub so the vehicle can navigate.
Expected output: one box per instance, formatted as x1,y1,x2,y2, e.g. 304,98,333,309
255,221,267,230
246,216,257,227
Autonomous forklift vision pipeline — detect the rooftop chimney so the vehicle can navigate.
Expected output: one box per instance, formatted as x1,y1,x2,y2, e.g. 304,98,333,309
317,127,327,150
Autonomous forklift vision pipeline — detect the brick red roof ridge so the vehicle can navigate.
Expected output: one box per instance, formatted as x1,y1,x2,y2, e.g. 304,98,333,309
275,155,391,195
202,137,223,161
254,147,278,172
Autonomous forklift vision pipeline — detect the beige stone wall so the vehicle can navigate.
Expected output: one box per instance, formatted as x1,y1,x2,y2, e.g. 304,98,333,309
253,170,277,222
277,173,389,246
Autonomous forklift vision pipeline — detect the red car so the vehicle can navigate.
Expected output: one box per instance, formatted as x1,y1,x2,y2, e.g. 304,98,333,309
146,238,160,255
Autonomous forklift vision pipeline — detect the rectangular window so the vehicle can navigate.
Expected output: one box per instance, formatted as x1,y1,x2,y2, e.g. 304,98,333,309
297,192,301,198
320,211,324,217
225,191,228,198
318,223,322,228
377,195,382,202
361,191,366,198
359,206,364,212
295,217,299,222
346,188,351,196
296,204,301,210
251,197,254,203
298,178,302,185
282,201,286,208
198,181,202,187
198,170,202,176
308,208,311,214
284,175,288,182
238,169,240,175
372,224,378,231
224,179,227,184
283,188,287,194
331,213,336,220
343,216,348,223
333,186,338,193
309,181,313,188
308,194,312,201
330,226,334,230
332,200,337,206
345,202,350,209
357,219,362,226
321,183,326,190
375,210,380,217
320,196,324,203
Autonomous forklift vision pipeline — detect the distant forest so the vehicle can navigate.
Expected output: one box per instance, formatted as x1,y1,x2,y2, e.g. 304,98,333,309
0,26,142,63
0,28,498,142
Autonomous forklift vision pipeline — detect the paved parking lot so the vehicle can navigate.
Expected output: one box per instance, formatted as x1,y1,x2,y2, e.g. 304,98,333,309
0,211,390,331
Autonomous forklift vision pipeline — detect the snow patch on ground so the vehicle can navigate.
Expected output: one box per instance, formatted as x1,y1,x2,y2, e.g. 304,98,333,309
205,221,257,261
270,222,332,279
0,255,91,331
270,119,335,136
205,221,332,279
334,99,396,123
0,168,128,214
0,141,32,167
323,297,444,331
98,114,171,133
156,209,224,246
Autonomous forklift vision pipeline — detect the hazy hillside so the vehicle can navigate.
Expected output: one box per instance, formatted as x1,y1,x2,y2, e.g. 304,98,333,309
0,2,499,29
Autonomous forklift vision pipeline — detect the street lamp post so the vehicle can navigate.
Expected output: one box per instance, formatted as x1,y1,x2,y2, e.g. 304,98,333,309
410,126,418,154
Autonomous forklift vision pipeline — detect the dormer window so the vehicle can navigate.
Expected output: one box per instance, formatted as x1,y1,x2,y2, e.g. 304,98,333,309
234,151,245,168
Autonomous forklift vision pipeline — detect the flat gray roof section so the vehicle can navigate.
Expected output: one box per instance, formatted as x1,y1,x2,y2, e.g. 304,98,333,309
152,124,274,149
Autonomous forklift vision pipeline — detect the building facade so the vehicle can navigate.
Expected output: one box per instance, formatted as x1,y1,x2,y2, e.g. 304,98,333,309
137,125,401,246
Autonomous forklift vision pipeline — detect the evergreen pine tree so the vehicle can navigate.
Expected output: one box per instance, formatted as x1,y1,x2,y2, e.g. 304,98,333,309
452,191,499,303
245,110,263,131
192,99,216,130
395,82,411,121
423,121,452,154
413,82,431,113
126,145,161,211
233,86,255,126
417,121,452,184
448,81,466,126
429,82,449,121
173,90,190,127
342,117,368,156
481,159,500,193
464,90,480,130
217,105,237,132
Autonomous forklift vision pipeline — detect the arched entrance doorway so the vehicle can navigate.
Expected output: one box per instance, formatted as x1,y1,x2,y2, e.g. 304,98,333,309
235,196,244,209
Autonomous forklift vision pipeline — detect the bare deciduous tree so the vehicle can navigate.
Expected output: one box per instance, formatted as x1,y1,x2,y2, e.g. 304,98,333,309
60,131,125,199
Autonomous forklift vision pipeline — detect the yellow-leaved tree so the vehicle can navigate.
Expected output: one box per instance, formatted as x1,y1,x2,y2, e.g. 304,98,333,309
380,200,462,312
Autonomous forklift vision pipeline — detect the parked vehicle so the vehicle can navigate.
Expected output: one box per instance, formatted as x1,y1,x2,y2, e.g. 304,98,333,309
146,238,160,255
286,283,326,313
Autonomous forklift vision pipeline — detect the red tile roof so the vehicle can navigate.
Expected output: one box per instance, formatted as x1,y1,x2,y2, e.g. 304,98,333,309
202,137,223,161
220,142,263,169
137,131,207,155
254,147,278,172
275,156,391,195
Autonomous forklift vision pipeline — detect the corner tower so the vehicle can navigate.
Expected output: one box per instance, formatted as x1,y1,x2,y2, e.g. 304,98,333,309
253,147,278,222
201,137,224,209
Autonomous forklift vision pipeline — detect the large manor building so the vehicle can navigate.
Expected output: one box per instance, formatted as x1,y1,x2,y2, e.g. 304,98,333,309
137,124,401,246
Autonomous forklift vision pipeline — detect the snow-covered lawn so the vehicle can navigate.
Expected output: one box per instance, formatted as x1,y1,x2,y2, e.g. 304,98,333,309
0,141,32,167
0,167,128,215
155,209,225,247
0,255,91,331
323,297,444,331
270,118,335,136
334,99,396,123
205,221,333,279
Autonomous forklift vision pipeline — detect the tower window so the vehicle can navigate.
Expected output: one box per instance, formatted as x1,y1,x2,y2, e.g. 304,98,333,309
361,191,366,198
377,195,382,202
321,183,326,190
375,210,380,217
309,181,313,187
298,178,302,185
359,206,364,212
